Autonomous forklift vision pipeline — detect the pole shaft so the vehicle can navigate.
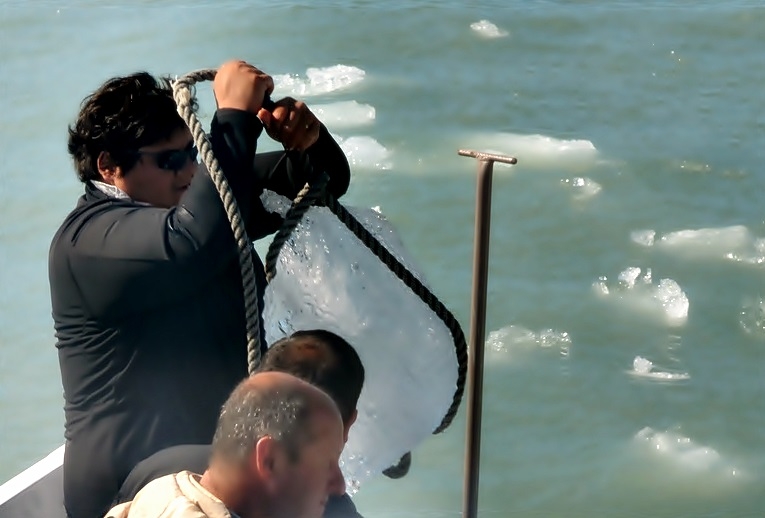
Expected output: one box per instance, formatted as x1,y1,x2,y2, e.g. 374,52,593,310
462,158,494,518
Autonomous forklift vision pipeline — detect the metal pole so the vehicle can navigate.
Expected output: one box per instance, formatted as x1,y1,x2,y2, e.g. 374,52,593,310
458,149,517,518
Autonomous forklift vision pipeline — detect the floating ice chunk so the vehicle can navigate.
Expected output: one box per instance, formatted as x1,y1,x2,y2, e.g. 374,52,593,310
633,356,653,374
337,136,392,170
618,266,647,289
658,225,750,256
537,329,571,349
655,279,689,323
486,325,537,353
637,225,765,264
594,267,688,326
262,201,459,493
465,132,597,170
633,427,740,477
592,276,610,296
275,64,365,97
561,176,602,200
470,19,509,38
631,229,656,247
486,325,571,361
726,237,765,265
739,296,765,338
312,100,375,128
630,356,689,381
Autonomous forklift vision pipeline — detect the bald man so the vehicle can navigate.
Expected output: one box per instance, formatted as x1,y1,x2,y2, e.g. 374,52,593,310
115,330,366,517
105,371,347,518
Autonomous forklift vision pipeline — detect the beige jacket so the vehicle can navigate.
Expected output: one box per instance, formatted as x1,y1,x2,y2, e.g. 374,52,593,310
105,471,233,518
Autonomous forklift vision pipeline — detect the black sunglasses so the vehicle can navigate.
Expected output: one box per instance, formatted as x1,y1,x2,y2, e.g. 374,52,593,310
135,141,198,172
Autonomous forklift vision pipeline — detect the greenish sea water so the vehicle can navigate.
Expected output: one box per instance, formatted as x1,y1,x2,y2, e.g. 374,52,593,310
1,2,764,516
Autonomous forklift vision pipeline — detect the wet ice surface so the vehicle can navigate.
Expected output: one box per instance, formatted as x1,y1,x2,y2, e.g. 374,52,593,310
739,296,765,338
261,192,460,492
593,267,689,327
630,356,689,381
632,427,742,479
485,325,572,362
337,136,392,170
312,100,376,129
462,132,599,172
470,19,509,38
632,225,765,265
274,64,366,97
561,176,602,200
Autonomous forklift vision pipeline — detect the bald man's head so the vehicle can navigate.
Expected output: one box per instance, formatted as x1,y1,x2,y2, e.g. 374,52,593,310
211,371,341,464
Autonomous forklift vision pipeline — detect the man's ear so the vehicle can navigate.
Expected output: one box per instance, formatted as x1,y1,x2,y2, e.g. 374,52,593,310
253,436,285,490
96,151,119,183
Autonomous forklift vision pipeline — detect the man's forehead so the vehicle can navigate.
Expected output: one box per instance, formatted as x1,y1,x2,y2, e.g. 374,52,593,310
139,129,192,151
308,405,343,436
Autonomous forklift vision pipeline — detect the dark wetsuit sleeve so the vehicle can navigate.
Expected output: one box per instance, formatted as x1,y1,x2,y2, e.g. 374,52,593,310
209,109,263,222
245,123,351,240
258,123,351,200
68,109,262,318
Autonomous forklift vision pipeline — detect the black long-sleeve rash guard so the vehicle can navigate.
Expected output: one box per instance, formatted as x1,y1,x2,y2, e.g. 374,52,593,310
49,109,350,518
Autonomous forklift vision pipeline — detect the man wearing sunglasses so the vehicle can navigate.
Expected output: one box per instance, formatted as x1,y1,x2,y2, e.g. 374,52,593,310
48,59,351,518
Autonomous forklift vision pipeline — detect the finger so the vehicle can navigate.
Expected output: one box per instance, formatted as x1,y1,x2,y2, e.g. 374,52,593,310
257,108,271,126
284,109,310,148
263,76,275,98
268,105,289,136
290,118,319,151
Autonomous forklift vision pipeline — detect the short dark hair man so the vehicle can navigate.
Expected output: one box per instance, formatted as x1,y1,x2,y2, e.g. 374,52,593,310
115,330,366,518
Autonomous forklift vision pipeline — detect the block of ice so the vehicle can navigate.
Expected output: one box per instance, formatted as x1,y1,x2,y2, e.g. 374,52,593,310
262,193,461,493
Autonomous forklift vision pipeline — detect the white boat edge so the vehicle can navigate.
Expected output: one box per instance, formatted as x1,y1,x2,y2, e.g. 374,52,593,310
0,444,65,517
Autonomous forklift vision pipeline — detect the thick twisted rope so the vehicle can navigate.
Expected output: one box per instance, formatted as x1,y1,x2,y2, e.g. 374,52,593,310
264,173,329,283
172,69,262,375
265,171,468,436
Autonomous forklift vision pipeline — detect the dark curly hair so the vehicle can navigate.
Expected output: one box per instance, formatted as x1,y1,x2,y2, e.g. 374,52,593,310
67,72,196,183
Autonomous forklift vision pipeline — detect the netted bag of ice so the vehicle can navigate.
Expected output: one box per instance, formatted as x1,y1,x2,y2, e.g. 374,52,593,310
261,192,459,492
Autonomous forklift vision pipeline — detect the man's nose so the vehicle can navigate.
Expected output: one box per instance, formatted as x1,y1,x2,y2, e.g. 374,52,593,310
328,462,346,496
179,159,199,180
